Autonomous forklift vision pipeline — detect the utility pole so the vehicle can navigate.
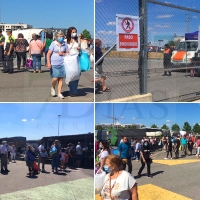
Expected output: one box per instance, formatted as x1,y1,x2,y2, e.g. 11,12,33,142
186,13,191,32
58,115,61,136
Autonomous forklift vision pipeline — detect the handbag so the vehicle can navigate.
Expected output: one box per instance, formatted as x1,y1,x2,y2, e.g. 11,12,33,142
49,146,57,156
79,49,91,72
34,40,44,57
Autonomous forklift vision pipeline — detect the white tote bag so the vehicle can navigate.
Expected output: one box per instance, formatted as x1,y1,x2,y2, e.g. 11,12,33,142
64,54,80,84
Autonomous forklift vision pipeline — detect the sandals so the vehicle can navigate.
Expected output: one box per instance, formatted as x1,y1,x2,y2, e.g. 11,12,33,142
103,87,110,92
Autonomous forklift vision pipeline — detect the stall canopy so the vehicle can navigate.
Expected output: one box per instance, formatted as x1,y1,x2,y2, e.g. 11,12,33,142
185,31,198,40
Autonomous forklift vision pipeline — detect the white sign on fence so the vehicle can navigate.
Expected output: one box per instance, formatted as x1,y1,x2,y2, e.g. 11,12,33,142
116,14,140,51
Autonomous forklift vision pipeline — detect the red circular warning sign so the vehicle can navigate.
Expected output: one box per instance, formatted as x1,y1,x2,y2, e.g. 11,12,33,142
122,18,134,33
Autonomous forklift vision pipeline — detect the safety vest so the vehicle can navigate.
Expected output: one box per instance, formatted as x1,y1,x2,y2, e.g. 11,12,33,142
6,35,15,43
164,48,170,54
0,35,5,42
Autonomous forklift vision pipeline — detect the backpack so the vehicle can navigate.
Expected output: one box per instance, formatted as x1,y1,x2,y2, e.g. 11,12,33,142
15,39,26,52
49,146,57,156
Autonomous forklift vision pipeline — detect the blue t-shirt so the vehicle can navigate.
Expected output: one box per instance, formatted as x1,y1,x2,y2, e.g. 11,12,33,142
118,142,131,159
180,138,188,146
49,41,68,66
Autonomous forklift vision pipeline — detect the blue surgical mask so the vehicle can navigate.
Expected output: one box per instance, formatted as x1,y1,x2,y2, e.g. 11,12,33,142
99,145,102,149
144,143,148,146
58,37,64,43
104,165,111,173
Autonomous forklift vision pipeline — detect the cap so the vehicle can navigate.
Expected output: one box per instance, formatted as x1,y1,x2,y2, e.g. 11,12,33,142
6,29,12,32
164,44,170,48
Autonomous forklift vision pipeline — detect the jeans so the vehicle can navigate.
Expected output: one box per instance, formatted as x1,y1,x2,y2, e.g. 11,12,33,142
135,151,140,160
131,146,135,158
16,52,26,69
44,48,49,65
182,145,187,156
138,159,151,176
32,54,41,71
3,54,14,72
69,79,79,95
51,154,59,170
122,158,132,174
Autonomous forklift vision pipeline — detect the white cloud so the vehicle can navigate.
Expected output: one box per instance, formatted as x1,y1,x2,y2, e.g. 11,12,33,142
98,30,116,35
22,119,27,122
120,116,124,119
166,119,171,122
155,24,170,28
107,22,116,26
132,117,136,120
31,119,34,121
156,14,174,19
166,124,170,126
193,16,198,19
148,27,153,31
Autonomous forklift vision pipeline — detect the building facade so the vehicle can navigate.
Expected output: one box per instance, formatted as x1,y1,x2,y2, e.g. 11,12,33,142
0,23,33,31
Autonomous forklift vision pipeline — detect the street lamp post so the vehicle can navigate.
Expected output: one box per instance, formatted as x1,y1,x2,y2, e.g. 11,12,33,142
58,115,61,136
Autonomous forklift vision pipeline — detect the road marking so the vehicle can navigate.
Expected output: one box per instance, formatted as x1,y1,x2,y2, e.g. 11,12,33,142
153,159,200,166
95,184,192,200
0,177,93,200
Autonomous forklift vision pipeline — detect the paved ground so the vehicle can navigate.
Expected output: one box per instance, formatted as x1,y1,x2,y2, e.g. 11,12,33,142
95,57,200,102
95,150,200,200
0,161,94,200
0,57,94,102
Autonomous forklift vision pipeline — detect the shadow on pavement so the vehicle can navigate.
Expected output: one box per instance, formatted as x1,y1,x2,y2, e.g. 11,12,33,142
54,172,67,176
26,175,38,179
62,88,94,97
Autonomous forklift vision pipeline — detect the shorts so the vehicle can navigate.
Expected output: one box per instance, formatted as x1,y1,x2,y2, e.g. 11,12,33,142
50,65,66,78
95,64,103,74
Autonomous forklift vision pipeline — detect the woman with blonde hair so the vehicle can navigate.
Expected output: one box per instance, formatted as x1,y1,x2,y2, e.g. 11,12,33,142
101,155,138,200
47,31,69,99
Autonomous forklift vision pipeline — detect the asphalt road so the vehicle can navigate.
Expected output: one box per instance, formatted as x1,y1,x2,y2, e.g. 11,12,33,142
95,57,200,102
95,150,200,200
0,161,94,200
0,57,94,102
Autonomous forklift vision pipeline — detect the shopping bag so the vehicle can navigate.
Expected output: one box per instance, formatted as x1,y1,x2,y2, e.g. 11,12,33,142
79,49,91,72
26,57,33,68
90,54,94,63
64,54,80,84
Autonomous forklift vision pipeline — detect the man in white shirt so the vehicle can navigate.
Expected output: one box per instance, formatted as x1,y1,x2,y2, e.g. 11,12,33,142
7,143,12,163
0,141,10,173
76,142,82,168
38,141,46,172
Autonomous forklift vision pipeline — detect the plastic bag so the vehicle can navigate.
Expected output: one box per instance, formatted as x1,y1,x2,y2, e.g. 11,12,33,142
64,54,80,84
26,57,33,68
90,54,94,63
79,49,91,72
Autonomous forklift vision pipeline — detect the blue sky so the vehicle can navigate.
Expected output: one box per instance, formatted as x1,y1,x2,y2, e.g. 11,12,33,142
95,103,200,129
95,0,200,46
0,103,94,140
0,0,94,37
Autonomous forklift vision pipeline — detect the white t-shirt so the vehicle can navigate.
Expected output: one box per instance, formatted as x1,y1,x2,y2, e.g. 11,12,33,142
67,40,79,55
101,170,136,200
38,145,45,157
0,145,7,154
11,147,16,154
76,145,82,155
99,150,109,164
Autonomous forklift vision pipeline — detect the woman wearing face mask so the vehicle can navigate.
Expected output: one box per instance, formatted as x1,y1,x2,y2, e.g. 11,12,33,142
101,155,138,200
66,27,81,97
47,31,69,99
96,141,110,174
138,141,153,178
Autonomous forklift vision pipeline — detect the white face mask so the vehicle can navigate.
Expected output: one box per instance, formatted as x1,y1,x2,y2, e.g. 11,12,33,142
71,33,77,38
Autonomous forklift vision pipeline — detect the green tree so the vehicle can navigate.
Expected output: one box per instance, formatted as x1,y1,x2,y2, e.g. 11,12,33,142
109,125,113,130
82,29,92,40
161,124,169,130
168,41,175,47
130,124,136,130
151,124,158,128
95,125,103,130
119,125,124,130
141,125,146,128
182,122,191,132
192,123,200,133
171,123,180,132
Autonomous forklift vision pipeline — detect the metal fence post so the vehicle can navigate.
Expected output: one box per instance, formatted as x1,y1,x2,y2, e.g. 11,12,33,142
139,0,148,94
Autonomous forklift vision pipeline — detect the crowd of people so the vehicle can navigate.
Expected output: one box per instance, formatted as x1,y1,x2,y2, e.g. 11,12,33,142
95,133,200,200
0,28,94,99
0,139,83,176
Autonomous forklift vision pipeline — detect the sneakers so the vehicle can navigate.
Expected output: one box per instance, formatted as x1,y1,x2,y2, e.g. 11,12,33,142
51,87,56,97
164,157,168,160
58,94,65,99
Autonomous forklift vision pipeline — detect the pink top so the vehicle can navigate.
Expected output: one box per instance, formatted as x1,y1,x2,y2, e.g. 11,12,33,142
196,140,200,147
29,40,43,54
95,142,99,151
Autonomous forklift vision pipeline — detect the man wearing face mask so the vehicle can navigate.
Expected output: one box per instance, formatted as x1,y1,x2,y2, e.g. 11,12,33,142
138,141,153,178
118,136,132,174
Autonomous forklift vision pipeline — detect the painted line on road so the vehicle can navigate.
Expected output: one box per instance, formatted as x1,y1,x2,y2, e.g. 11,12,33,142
153,159,200,166
0,177,94,200
95,184,192,200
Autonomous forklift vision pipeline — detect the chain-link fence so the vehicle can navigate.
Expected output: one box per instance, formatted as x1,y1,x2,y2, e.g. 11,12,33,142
95,0,200,102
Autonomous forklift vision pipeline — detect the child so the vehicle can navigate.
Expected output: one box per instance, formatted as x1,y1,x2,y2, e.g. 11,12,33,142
60,149,66,170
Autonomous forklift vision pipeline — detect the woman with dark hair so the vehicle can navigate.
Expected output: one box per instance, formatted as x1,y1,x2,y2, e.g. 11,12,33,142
101,155,138,200
29,34,43,73
96,141,111,174
138,140,153,178
66,26,81,97
15,33,29,70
